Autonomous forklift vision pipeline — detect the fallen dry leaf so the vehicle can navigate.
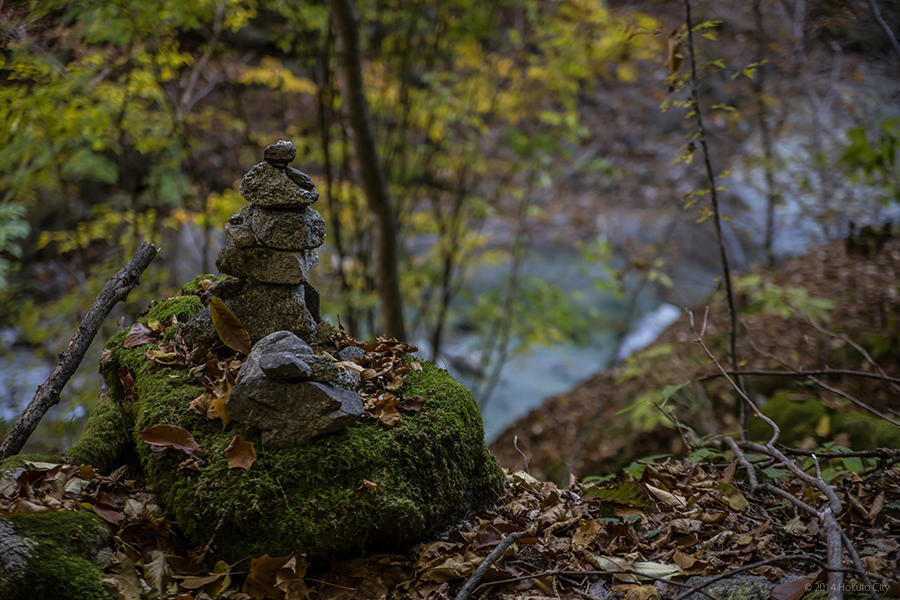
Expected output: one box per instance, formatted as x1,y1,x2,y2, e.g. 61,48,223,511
140,424,201,455
225,435,257,470
123,322,156,348
209,296,252,355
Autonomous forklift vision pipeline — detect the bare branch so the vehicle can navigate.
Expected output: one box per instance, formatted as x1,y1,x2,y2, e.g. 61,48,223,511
0,242,158,461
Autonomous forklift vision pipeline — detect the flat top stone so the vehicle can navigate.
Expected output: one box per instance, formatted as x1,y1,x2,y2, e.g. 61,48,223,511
264,140,296,165
240,162,319,208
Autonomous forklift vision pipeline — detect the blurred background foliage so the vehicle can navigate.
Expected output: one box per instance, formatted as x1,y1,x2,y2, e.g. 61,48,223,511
1,0,898,455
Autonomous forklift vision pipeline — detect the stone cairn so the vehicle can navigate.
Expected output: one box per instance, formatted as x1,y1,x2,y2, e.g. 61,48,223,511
182,140,364,447
183,140,324,347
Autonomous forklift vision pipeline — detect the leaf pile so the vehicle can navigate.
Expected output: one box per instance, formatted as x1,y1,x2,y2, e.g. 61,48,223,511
326,332,425,428
2,451,898,599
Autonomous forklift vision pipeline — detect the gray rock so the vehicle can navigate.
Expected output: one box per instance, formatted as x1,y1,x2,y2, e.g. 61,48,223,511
336,369,360,391
203,277,246,302
239,330,339,384
673,575,773,600
238,332,314,382
224,214,257,248
182,284,318,348
216,245,318,284
285,166,315,190
240,162,318,208
264,140,296,167
227,380,363,448
259,352,313,381
244,205,325,251
303,281,320,323
337,346,365,361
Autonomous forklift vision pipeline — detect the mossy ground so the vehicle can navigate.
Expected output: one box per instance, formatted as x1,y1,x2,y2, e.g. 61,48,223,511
81,291,504,561
6,510,114,600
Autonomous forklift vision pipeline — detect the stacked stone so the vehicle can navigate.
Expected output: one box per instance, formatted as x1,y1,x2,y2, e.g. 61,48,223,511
218,140,324,286
188,141,325,345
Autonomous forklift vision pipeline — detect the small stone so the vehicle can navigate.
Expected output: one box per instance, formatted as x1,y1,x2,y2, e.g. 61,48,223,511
259,352,313,381
224,214,257,248
240,162,319,208
336,369,360,391
285,166,315,190
238,331,314,381
337,346,365,362
264,140,296,167
239,330,339,384
216,245,318,284
227,380,364,448
243,205,325,251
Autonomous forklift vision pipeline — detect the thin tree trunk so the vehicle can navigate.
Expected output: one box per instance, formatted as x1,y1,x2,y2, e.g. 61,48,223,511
753,0,778,267
330,0,406,340
683,0,746,434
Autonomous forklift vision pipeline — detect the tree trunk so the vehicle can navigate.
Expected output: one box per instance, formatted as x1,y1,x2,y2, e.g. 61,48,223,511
330,0,406,340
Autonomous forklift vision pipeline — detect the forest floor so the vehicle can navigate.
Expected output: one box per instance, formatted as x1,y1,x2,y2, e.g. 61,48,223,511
3,233,898,599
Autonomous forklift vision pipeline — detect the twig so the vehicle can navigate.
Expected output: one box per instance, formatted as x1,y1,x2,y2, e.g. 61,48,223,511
867,0,900,58
820,506,843,600
0,241,158,461
688,310,780,446
698,369,900,386
683,0,746,434
839,529,879,600
724,437,757,488
513,435,530,474
744,333,899,427
454,530,527,600
780,448,900,459
672,554,820,600
790,301,900,396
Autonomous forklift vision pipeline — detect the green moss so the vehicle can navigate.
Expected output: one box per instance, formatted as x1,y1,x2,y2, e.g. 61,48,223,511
134,360,505,561
178,273,221,295
78,292,505,560
750,393,825,445
145,294,204,324
832,412,900,449
7,510,114,600
65,393,133,472
0,453,64,475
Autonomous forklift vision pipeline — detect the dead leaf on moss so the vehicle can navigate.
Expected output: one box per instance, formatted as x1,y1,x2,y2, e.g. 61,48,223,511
225,435,256,470
209,296,252,355
243,554,290,599
140,424,201,455
355,479,378,496
124,322,155,348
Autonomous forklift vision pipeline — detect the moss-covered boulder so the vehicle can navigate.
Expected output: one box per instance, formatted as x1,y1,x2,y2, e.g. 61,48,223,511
0,511,114,600
73,291,504,561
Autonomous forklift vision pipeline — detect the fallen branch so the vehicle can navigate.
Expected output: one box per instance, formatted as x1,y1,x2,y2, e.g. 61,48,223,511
455,529,527,600
0,241,158,461
698,369,900,386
